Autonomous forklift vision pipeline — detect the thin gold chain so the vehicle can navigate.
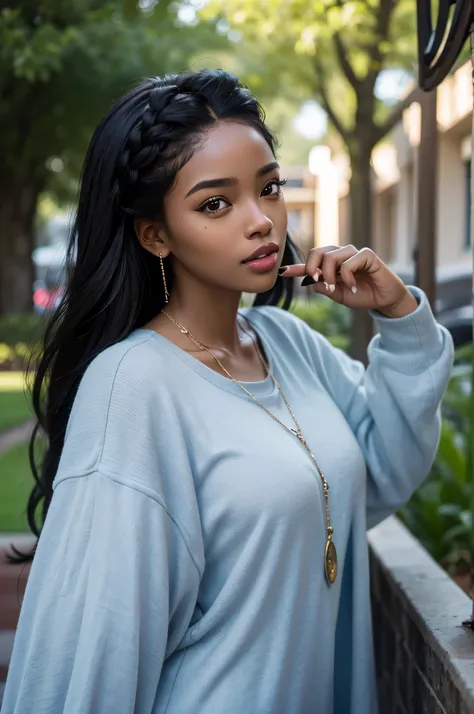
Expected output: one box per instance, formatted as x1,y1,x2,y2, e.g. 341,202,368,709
161,309,334,542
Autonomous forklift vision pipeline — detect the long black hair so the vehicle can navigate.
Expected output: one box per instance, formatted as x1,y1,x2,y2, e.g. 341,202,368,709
15,69,302,563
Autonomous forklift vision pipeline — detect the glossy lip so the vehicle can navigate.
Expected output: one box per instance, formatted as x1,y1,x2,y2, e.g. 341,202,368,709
242,242,279,263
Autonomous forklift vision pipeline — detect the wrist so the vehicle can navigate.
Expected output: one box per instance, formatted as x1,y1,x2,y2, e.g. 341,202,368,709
380,291,419,319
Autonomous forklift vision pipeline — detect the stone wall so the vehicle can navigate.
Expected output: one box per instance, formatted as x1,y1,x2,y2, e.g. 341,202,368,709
369,517,474,714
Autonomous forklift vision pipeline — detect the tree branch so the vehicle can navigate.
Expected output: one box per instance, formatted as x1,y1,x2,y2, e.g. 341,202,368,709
312,53,352,143
373,86,424,146
367,0,395,81
332,32,360,91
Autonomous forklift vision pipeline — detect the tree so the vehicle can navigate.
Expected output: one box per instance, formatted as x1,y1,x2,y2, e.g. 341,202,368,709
0,1,220,314
201,0,421,359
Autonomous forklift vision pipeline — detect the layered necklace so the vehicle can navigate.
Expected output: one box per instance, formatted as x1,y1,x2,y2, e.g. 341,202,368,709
161,309,337,585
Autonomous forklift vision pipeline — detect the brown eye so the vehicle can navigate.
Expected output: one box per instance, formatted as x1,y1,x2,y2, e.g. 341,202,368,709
198,196,230,214
261,179,287,197
207,198,223,212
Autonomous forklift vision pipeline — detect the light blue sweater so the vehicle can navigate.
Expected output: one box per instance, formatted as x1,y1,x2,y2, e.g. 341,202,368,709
1,287,453,714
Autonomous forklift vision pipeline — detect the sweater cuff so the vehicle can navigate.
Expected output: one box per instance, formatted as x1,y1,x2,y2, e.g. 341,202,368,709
369,286,444,357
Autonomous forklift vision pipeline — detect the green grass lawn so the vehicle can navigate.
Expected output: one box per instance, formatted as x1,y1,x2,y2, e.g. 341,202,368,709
0,440,35,532
0,372,32,432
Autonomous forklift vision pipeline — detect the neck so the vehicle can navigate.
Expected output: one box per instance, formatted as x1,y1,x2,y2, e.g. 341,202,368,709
163,277,245,353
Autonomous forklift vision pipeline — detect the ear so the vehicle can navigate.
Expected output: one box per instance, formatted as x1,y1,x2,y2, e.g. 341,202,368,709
134,219,170,258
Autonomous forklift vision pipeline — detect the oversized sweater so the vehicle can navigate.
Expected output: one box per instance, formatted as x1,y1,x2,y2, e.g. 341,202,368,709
1,286,454,714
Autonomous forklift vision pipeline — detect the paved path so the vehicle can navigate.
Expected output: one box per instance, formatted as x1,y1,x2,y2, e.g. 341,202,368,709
0,419,35,456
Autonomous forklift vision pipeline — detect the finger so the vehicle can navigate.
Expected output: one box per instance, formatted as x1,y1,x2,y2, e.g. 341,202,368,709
320,245,358,291
305,245,340,279
279,245,339,280
278,263,307,278
338,249,378,290
310,280,343,300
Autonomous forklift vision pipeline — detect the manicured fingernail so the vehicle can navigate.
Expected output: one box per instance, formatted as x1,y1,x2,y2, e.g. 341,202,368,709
324,282,329,291
278,267,288,276
301,275,316,286
312,269,322,281
328,284,336,293
351,286,357,294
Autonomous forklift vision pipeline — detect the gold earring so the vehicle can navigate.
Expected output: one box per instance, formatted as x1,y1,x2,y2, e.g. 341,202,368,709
159,253,169,304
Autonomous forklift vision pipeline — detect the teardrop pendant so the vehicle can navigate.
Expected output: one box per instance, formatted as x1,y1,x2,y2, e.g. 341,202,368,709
325,538,338,585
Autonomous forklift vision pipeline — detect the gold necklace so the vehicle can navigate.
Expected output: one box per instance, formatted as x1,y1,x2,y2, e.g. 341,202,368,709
161,309,337,585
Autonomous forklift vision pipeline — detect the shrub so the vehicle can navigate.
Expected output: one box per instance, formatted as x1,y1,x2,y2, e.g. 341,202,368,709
0,314,45,371
290,297,351,350
399,346,473,580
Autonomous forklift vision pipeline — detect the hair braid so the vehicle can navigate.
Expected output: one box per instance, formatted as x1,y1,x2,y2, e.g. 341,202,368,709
13,69,302,563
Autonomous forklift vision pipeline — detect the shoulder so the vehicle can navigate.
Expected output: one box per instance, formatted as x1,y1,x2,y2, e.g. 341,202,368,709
83,330,161,386
78,329,177,408
63,331,177,457
59,330,186,492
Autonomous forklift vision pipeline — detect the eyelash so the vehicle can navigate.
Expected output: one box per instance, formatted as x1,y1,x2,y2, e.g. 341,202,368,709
198,178,287,215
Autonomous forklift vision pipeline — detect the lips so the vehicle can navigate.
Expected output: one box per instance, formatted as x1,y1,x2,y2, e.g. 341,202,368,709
242,242,279,263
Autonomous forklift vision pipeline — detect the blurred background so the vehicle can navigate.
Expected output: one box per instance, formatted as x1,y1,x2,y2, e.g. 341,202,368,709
0,0,473,673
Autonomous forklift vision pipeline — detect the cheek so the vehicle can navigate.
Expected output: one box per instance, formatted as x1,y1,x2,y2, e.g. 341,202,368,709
274,200,288,229
167,212,223,259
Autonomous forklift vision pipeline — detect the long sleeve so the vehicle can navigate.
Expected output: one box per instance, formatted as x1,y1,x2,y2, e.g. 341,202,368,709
1,334,204,714
1,470,201,714
297,287,454,528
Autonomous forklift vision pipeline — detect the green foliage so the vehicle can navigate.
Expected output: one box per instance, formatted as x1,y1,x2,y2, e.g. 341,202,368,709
0,314,45,370
0,441,36,532
240,293,351,349
1,1,224,191
0,314,45,344
202,0,417,153
399,350,473,576
0,391,32,432
290,297,350,350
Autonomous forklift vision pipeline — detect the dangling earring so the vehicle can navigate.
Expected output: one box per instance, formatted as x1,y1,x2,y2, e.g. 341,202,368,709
159,252,169,304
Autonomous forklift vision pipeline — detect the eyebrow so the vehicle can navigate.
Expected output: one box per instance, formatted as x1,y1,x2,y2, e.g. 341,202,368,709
184,161,280,199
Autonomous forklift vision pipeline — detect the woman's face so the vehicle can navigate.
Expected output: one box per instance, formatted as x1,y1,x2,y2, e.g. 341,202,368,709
161,121,288,296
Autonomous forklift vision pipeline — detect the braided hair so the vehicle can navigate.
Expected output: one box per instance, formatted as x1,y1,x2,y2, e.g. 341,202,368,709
16,69,302,562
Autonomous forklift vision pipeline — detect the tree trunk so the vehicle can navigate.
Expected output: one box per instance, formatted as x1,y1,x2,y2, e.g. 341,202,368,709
0,172,41,315
348,143,374,364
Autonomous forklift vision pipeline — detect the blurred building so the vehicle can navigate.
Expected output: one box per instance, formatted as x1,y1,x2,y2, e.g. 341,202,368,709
283,60,472,275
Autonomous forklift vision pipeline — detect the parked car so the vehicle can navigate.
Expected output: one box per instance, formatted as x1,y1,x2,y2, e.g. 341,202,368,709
32,244,68,316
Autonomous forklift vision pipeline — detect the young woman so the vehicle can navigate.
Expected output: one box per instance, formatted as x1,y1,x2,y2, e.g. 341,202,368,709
2,69,453,714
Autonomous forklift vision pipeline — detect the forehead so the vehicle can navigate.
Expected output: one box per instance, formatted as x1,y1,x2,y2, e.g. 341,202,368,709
174,121,275,190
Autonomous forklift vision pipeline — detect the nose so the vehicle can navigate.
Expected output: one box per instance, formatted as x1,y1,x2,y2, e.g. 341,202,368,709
243,201,273,239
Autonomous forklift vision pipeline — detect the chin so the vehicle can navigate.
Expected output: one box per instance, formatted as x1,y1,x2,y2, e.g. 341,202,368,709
240,274,278,295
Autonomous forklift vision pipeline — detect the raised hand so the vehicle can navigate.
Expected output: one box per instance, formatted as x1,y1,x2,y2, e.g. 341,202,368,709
279,245,418,318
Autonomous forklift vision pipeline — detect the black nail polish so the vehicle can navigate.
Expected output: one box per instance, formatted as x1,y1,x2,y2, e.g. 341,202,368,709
301,275,317,286
278,267,288,276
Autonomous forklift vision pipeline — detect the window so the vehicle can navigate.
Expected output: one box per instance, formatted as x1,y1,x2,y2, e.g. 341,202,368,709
284,178,304,188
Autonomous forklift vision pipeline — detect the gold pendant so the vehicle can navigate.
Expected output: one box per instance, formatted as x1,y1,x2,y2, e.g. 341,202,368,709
325,538,337,585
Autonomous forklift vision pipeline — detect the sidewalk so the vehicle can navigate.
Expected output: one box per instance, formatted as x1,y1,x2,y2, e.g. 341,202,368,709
0,419,35,457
